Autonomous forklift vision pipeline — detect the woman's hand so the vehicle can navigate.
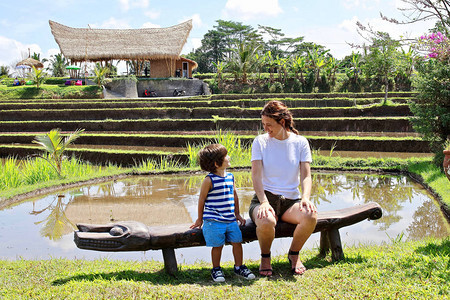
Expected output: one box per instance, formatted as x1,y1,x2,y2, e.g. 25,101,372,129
190,218,203,229
257,202,275,219
299,199,317,213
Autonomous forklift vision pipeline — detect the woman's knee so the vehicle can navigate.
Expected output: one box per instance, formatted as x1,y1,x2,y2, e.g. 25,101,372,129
282,209,317,225
305,211,318,226
255,215,277,230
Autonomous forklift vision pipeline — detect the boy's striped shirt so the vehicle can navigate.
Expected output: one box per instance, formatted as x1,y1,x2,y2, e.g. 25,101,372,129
203,172,236,222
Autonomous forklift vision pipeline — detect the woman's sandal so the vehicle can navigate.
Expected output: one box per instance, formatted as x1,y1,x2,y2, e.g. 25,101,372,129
259,253,273,277
288,250,307,275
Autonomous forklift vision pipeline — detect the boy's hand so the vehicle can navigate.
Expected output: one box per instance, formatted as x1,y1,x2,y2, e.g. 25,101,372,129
190,218,203,229
236,214,246,226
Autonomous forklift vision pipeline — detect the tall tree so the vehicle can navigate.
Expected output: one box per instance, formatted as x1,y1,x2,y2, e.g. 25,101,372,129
362,33,400,103
214,20,260,58
258,25,304,58
0,65,9,77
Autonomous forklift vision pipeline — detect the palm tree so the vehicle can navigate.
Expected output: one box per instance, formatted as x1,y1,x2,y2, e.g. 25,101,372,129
32,128,85,177
27,66,47,88
31,52,48,64
228,42,261,84
93,64,110,86
48,53,67,77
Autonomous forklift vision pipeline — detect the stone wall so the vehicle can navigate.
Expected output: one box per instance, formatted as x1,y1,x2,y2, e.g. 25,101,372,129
137,79,210,97
103,78,210,98
103,78,138,98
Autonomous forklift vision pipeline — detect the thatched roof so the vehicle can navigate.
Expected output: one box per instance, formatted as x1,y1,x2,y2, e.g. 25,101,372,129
180,56,198,69
49,20,193,62
16,57,44,68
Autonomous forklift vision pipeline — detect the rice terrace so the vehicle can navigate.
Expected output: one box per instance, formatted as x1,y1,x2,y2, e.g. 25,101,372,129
0,0,449,299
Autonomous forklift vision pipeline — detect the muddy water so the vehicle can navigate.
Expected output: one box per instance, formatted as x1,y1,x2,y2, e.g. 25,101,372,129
317,150,433,159
0,171,448,264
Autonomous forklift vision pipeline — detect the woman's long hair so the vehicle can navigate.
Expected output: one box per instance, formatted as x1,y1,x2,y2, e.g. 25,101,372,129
261,100,299,134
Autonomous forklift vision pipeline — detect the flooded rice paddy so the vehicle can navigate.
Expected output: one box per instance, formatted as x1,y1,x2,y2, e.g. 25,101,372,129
0,171,448,264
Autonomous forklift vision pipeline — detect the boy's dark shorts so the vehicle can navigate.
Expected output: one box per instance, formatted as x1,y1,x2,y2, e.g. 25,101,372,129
249,190,300,223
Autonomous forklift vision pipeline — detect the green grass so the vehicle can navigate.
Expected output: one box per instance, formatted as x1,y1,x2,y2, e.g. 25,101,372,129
0,132,423,142
0,84,101,99
0,238,447,299
408,161,450,208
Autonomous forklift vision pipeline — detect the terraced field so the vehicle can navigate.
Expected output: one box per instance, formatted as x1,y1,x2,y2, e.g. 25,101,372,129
0,92,430,166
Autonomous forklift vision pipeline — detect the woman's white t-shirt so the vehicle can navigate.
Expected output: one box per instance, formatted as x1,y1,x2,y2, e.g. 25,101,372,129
251,132,312,199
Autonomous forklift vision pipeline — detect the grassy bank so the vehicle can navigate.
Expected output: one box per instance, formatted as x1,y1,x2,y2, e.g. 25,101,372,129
0,238,448,299
0,85,101,99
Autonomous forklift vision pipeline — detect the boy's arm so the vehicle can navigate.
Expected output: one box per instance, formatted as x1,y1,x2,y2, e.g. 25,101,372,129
233,182,246,226
190,176,212,229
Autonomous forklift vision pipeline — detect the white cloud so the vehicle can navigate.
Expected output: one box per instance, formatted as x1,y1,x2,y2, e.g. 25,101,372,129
144,10,161,19
341,0,381,10
302,14,437,59
119,0,130,11
179,14,203,28
191,38,202,49
118,0,149,11
0,36,42,69
92,17,132,29
222,0,283,21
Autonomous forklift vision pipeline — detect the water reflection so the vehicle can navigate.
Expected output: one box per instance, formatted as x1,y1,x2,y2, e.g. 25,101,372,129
0,171,448,262
31,195,76,240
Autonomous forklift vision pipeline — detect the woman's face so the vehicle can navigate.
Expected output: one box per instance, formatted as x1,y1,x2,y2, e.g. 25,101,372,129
262,115,286,139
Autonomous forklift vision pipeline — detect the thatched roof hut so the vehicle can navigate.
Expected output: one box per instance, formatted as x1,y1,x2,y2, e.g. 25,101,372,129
16,57,44,68
49,19,193,63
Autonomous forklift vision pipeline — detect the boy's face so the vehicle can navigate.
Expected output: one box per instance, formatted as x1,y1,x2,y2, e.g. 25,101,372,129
216,155,230,169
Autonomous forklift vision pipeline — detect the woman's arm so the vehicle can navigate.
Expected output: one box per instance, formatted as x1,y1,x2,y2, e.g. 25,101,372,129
252,160,275,218
299,161,316,212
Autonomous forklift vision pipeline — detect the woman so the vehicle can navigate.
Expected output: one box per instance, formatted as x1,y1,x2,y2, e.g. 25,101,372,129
249,100,317,276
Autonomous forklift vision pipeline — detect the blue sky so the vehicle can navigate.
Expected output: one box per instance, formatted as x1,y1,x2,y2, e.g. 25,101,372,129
0,0,435,69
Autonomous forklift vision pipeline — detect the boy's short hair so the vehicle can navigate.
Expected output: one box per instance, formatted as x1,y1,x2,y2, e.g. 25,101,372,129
198,144,228,173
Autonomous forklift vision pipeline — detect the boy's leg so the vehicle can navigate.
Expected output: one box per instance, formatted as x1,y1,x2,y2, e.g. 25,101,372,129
211,246,224,268
231,243,243,267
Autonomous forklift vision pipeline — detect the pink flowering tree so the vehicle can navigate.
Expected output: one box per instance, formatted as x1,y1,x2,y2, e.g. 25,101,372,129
410,31,450,166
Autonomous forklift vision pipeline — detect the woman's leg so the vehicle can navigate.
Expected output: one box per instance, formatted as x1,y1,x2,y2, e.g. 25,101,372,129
281,203,317,273
252,204,277,275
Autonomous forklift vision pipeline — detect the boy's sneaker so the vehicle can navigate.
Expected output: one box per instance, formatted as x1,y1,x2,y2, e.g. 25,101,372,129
211,267,225,282
234,265,256,280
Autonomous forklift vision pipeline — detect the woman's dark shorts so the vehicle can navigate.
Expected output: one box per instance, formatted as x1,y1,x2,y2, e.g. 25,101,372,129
249,190,300,223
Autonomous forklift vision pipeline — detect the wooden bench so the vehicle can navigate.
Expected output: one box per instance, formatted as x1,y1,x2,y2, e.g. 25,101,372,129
75,202,382,275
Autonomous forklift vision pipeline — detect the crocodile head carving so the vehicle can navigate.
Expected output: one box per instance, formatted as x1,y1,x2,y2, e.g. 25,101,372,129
74,221,151,251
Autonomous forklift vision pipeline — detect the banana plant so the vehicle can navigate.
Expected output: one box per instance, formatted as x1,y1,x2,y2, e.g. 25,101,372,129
291,55,307,83
306,47,329,89
32,128,85,178
212,60,227,88
263,51,277,83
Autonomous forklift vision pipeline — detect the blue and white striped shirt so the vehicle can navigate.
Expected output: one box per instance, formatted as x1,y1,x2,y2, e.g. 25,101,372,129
203,172,236,222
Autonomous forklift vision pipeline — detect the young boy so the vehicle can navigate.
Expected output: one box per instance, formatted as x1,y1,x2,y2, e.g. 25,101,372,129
190,144,255,282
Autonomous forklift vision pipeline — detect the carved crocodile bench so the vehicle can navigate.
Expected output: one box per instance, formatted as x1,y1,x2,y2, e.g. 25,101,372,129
74,202,382,274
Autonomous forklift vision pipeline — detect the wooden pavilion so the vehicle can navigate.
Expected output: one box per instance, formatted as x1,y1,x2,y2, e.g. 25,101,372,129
49,20,197,78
